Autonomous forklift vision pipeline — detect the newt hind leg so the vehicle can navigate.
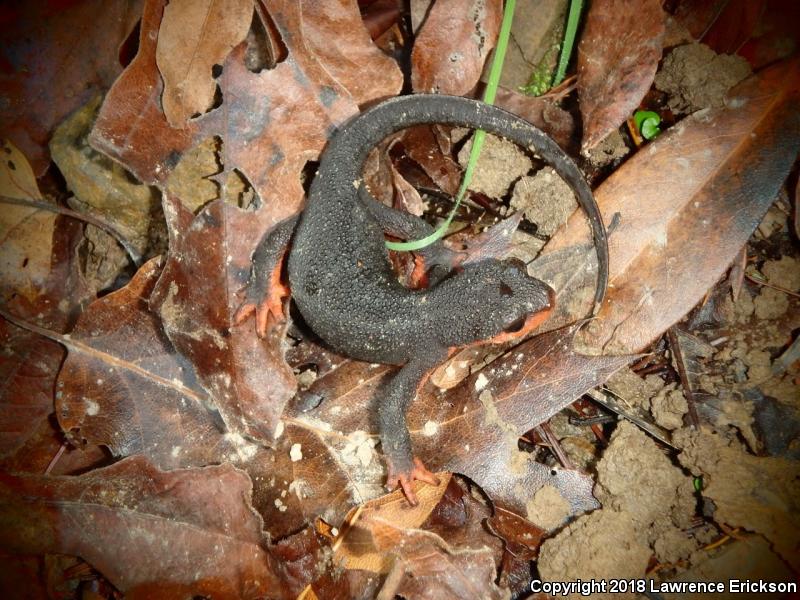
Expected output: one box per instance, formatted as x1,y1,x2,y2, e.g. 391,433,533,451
358,187,461,287
378,348,446,505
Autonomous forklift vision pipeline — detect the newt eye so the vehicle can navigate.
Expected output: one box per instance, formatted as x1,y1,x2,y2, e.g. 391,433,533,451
506,258,527,273
503,315,526,333
499,282,513,297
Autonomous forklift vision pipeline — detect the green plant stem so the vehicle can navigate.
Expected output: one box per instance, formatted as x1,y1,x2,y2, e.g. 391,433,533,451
552,0,582,87
386,0,516,252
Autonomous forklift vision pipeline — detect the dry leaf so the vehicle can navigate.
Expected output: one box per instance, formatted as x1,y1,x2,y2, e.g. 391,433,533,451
672,0,728,41
298,0,403,105
400,125,462,196
53,258,246,467
377,529,505,600
422,477,504,555
91,0,399,216
272,526,351,598
0,140,54,301
0,456,287,598
701,0,766,55
0,0,142,174
736,2,800,69
282,324,630,525
362,0,403,41
0,146,93,467
0,319,62,460
150,196,296,444
156,0,253,126
336,474,451,572
493,86,576,150
411,0,502,95
89,0,197,188
489,505,546,593
389,158,426,216
336,474,502,599
577,0,665,151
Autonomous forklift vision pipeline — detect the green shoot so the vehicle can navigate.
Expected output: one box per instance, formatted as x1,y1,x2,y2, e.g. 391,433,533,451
633,110,662,140
552,0,583,88
386,0,517,252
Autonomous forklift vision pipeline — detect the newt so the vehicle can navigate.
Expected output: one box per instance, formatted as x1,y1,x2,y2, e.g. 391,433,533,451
236,94,608,505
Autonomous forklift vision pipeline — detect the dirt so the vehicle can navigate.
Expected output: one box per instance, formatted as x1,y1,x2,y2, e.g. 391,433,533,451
525,484,570,532
753,255,800,320
585,129,630,167
606,367,666,410
763,255,800,290
538,422,697,597
649,385,689,431
510,167,576,235
663,535,794,600
547,412,601,471
676,427,800,571
539,510,650,598
655,43,752,113
457,132,532,198
538,191,800,591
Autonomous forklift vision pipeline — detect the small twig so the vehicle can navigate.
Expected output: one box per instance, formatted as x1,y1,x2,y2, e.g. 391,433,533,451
588,388,676,449
667,327,700,429
635,362,670,376
541,75,577,99
702,527,742,551
745,273,800,299
773,335,800,376
0,195,142,267
589,423,607,444
568,414,615,427
45,443,67,475
536,422,573,469
646,559,687,576
629,349,661,374
727,246,748,301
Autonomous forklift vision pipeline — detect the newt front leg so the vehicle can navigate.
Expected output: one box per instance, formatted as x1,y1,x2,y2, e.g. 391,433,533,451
234,215,298,336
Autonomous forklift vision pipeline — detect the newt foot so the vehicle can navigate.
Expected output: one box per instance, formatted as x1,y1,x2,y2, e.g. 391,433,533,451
387,456,440,506
233,282,289,337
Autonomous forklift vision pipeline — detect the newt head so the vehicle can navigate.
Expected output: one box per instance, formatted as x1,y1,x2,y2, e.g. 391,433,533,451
427,257,555,350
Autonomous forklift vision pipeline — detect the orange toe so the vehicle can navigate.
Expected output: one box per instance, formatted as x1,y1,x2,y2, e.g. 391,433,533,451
233,302,256,325
387,456,438,506
411,457,440,486
397,475,419,506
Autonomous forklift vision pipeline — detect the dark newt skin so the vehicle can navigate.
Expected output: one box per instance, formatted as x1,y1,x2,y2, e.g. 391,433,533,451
237,94,608,505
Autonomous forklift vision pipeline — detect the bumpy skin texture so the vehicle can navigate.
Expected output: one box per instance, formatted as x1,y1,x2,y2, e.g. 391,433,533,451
242,95,608,504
